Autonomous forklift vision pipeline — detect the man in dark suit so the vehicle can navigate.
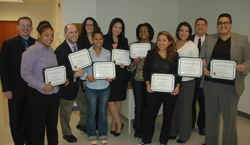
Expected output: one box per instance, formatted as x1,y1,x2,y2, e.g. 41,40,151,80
0,16,36,145
54,24,87,143
190,18,208,136
201,13,250,145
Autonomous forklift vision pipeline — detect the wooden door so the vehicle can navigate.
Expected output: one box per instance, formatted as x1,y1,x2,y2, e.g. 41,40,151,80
0,21,19,51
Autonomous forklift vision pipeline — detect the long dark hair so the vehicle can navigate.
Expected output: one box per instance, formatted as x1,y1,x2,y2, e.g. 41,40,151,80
153,31,177,62
80,17,98,35
106,18,126,45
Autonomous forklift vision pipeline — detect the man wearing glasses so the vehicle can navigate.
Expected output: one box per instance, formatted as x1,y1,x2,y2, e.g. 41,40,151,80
190,18,208,136
200,13,250,145
0,16,36,145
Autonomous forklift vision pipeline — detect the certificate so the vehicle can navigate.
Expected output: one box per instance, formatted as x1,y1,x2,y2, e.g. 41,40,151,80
68,49,92,71
111,49,131,66
210,59,236,80
151,73,175,93
130,43,151,58
178,57,203,77
93,62,116,79
43,65,66,86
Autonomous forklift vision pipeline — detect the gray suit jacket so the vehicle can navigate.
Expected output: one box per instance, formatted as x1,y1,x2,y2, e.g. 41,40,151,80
200,32,250,96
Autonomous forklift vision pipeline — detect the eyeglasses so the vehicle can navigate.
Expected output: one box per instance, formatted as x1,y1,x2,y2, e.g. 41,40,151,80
20,24,31,28
86,24,94,27
139,30,149,33
217,21,231,26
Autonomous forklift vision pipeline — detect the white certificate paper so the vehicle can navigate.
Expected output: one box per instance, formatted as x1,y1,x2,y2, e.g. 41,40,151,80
178,57,203,77
210,59,236,80
151,73,175,93
68,49,92,71
130,43,151,58
93,62,116,79
44,65,66,86
112,49,131,66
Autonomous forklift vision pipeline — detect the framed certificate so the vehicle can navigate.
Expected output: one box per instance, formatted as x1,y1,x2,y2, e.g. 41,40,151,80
68,49,92,71
130,43,151,58
111,49,131,66
93,62,116,79
43,65,66,86
151,73,175,93
210,59,236,80
178,57,203,77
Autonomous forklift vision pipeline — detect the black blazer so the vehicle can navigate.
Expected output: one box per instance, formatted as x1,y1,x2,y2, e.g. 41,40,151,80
54,40,84,100
78,34,92,49
0,35,36,97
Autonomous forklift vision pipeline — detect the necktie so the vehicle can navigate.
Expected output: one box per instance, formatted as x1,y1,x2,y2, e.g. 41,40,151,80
25,41,28,49
72,45,77,52
198,38,201,53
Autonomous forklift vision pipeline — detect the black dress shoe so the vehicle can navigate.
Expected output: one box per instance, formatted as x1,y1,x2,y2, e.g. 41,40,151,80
203,144,206,145
169,135,177,139
63,135,77,143
199,128,205,136
76,124,87,134
114,123,124,137
110,130,115,134
177,139,186,143
25,141,33,145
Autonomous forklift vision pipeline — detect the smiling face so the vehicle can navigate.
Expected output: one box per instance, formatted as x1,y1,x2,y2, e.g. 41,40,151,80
64,24,78,45
157,34,171,51
17,19,33,39
93,33,103,49
38,28,54,49
217,17,232,36
139,25,149,42
178,25,189,41
112,22,122,37
194,20,207,37
85,19,94,34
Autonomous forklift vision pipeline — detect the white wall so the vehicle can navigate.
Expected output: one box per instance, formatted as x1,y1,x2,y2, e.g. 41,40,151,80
177,0,250,114
0,3,50,39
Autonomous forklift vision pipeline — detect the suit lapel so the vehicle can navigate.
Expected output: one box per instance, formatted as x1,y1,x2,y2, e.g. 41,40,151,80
230,33,237,61
208,34,219,59
63,40,73,54
15,36,25,51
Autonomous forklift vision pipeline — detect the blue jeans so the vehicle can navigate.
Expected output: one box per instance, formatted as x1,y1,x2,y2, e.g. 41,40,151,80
85,86,110,140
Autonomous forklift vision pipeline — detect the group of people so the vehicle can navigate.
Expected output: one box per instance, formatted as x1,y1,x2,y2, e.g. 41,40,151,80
0,13,249,145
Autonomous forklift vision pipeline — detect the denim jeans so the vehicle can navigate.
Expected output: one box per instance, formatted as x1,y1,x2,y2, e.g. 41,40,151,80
85,86,110,140
132,80,147,138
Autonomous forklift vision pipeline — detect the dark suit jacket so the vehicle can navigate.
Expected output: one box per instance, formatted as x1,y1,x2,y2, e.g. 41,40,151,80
0,35,36,98
54,40,84,100
200,33,250,96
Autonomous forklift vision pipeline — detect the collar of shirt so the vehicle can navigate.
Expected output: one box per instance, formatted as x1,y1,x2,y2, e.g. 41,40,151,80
88,46,106,57
66,40,77,52
19,35,30,47
35,41,53,52
194,34,206,46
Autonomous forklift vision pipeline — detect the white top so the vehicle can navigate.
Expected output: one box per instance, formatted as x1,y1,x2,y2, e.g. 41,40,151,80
177,40,199,82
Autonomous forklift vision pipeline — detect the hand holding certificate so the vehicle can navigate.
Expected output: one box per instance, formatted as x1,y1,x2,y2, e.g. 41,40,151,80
178,57,203,77
150,73,175,93
43,65,67,86
68,49,92,71
210,59,236,80
93,62,116,79
111,49,131,66
130,43,151,58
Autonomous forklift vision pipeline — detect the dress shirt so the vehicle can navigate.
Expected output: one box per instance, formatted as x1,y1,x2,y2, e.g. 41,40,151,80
66,40,78,52
80,46,110,89
20,35,31,48
194,34,206,47
21,41,59,94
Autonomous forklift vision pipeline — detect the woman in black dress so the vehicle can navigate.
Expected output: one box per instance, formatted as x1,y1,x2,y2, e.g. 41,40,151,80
102,18,129,137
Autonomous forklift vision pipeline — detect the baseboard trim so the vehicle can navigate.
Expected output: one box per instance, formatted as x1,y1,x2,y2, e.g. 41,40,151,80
238,111,250,120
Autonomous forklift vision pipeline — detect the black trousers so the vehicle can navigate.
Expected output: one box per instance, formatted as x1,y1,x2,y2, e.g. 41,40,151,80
142,92,178,144
27,87,60,145
192,78,205,129
8,91,32,145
